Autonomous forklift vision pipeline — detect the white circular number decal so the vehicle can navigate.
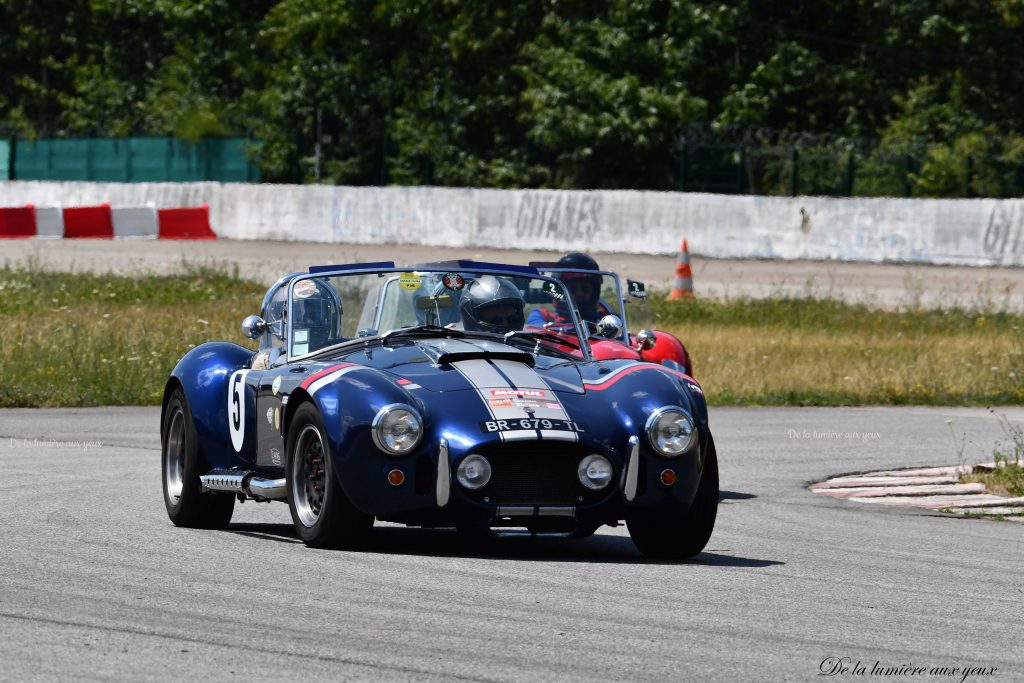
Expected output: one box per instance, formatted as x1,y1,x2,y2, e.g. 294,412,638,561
228,369,250,452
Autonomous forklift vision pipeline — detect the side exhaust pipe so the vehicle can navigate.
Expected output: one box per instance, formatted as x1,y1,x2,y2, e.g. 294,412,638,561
200,470,287,500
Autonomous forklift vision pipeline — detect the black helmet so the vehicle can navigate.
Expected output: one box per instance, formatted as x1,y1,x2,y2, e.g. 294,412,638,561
459,275,525,334
556,252,600,271
556,252,602,314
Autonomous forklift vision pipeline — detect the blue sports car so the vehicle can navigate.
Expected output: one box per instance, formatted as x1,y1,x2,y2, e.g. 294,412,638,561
161,261,718,558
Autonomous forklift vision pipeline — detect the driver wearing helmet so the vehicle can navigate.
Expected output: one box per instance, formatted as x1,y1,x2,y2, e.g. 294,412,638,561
459,275,526,334
527,252,611,327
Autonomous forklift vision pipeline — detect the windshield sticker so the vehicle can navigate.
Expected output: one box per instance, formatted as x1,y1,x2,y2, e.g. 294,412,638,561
294,280,318,299
293,343,308,356
294,329,309,343
627,280,647,298
441,272,465,291
541,281,565,301
399,272,422,291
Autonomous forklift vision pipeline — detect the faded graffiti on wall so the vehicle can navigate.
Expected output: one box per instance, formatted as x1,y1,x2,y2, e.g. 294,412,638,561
983,203,1024,263
513,192,602,243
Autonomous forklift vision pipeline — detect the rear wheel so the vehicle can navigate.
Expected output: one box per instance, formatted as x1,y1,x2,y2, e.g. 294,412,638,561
161,387,234,528
286,403,372,548
626,434,719,559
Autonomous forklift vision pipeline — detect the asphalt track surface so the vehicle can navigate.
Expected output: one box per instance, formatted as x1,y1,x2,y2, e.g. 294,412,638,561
1,406,1021,682
5,239,1024,311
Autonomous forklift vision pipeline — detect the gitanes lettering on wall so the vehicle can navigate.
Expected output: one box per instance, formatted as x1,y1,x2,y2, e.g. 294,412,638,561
513,192,601,243
983,203,1024,262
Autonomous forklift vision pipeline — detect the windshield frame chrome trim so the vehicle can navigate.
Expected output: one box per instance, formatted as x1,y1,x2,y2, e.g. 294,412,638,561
285,266,593,363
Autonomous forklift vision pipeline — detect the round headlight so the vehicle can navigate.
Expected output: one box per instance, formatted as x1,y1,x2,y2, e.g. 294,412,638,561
577,454,613,490
372,404,423,455
457,454,492,490
645,408,696,457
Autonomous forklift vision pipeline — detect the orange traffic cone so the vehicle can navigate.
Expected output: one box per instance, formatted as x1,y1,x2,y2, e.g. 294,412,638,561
668,239,694,300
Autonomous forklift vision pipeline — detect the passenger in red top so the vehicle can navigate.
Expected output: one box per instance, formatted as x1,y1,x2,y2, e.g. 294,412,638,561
527,252,611,327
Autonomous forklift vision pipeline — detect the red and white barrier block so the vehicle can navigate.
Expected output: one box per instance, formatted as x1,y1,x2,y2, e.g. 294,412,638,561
0,204,216,239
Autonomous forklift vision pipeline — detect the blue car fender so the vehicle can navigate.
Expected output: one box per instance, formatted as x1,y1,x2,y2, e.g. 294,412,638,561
579,361,709,509
164,342,254,470
289,365,432,514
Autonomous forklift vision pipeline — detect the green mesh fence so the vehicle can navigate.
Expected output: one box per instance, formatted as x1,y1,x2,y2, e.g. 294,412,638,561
12,137,260,182
1,139,9,180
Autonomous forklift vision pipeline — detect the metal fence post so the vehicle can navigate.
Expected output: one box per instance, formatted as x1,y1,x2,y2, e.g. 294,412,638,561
904,154,913,197
314,106,322,183
86,138,94,181
380,134,390,185
965,154,974,198
677,141,688,191
737,145,746,193
845,152,855,196
790,147,799,196
125,138,132,182
165,136,173,181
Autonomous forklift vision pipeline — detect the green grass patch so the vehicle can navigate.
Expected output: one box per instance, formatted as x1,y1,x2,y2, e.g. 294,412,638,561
965,463,1024,498
0,266,263,407
958,411,1024,497
1,267,1023,408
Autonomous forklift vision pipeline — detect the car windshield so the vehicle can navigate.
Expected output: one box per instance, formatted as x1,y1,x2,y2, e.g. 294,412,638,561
285,266,589,359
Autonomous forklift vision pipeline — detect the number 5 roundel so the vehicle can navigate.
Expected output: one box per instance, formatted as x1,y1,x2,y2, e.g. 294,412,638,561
228,369,250,452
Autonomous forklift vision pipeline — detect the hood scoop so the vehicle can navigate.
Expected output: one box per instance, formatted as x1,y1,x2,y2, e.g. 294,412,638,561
417,338,535,367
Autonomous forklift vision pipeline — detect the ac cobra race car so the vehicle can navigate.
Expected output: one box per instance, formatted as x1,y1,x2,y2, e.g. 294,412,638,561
160,261,718,558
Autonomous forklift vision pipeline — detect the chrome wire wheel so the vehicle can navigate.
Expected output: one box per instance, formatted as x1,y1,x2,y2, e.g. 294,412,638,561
164,408,186,504
292,424,328,527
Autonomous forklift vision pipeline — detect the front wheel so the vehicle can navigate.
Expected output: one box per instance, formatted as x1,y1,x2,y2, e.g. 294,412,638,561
161,387,234,528
286,403,372,549
626,434,719,559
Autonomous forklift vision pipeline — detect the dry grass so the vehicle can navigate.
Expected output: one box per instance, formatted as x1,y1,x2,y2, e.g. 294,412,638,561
0,267,261,407
653,297,1024,406
1,266,1023,408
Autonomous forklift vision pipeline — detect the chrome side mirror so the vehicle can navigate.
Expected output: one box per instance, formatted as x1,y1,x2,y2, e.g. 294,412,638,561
636,329,657,351
595,314,623,338
242,315,267,340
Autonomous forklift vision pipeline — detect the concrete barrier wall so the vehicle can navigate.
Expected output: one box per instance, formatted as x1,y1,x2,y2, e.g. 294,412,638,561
2,180,1023,266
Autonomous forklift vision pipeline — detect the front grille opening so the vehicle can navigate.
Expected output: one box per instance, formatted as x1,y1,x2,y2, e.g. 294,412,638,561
467,442,614,506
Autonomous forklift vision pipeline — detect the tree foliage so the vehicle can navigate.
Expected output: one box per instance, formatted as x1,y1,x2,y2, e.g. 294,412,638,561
2,0,1023,193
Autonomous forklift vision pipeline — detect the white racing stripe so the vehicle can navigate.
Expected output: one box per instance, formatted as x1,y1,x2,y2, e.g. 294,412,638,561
451,358,579,442
491,359,548,389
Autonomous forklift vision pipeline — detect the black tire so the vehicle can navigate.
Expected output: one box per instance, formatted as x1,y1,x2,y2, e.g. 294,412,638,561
286,402,372,549
161,387,234,529
626,434,719,559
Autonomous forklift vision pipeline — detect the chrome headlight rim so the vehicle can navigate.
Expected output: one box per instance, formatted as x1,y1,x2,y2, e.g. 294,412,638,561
456,454,492,490
644,406,697,458
371,403,423,456
577,454,614,490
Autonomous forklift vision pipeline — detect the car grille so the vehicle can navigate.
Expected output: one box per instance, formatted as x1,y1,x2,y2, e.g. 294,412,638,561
467,442,614,505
